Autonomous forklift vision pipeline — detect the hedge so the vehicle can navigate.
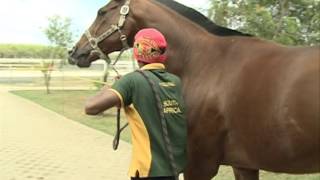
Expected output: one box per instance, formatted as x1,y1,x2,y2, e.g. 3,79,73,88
0,44,67,59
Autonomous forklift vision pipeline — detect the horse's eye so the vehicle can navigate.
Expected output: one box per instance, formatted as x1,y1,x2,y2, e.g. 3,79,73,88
98,9,107,16
98,5,117,16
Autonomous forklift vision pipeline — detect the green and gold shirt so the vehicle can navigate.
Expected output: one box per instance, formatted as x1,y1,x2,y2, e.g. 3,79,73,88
110,63,187,177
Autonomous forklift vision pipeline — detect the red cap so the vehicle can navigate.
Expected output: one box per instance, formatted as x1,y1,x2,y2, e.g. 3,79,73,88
133,28,167,64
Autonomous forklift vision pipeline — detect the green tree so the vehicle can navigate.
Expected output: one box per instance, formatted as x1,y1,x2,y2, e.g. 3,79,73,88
43,15,75,64
43,15,75,94
44,15,74,49
208,0,320,46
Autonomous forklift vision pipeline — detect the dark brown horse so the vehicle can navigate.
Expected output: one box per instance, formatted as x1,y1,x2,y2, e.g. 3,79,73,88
68,0,320,179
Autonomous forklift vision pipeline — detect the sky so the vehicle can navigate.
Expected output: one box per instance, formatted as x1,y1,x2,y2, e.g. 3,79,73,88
0,0,209,45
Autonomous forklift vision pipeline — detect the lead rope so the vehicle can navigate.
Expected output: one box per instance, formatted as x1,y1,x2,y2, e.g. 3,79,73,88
136,70,179,180
113,108,129,150
111,50,134,151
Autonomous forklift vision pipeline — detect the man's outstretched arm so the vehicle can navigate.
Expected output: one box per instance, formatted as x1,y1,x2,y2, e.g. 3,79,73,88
85,86,121,115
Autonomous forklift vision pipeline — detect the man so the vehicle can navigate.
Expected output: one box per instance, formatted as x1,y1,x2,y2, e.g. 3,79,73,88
85,28,187,180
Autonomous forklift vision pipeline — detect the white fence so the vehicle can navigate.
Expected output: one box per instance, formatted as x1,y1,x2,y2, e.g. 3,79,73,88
0,58,137,87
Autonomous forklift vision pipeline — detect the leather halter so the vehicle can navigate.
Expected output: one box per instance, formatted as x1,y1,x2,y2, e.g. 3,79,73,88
85,0,131,65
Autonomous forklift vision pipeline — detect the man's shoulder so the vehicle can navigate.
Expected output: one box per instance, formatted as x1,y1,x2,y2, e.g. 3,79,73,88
121,71,143,80
122,70,181,84
167,72,180,80
164,72,181,84
113,71,147,88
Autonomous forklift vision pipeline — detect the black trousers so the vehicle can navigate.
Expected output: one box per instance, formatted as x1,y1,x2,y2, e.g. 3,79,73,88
131,176,175,180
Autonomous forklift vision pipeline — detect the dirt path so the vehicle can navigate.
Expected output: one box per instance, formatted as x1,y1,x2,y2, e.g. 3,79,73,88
0,90,131,180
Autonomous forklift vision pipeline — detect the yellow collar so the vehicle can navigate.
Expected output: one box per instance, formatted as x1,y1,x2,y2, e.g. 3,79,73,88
141,63,165,70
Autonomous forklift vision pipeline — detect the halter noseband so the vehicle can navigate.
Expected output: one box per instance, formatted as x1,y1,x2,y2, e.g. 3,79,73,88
84,0,131,64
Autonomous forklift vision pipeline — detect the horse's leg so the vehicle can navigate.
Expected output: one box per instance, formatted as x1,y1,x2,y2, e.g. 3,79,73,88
184,117,225,180
183,141,221,180
232,167,259,180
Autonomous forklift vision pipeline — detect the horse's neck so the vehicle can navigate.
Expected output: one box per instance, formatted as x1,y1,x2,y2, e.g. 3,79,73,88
133,0,215,76
165,26,211,76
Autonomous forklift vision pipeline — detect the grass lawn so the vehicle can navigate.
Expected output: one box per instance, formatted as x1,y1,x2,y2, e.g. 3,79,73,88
11,90,320,180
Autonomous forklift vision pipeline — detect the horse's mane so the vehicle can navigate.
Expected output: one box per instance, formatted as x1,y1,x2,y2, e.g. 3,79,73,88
155,0,252,37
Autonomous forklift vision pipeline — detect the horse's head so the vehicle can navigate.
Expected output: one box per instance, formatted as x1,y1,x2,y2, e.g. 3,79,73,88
68,0,139,67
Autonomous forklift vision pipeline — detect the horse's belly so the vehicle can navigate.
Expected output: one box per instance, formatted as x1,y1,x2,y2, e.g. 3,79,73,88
223,107,320,173
222,97,320,172
221,54,320,173
223,130,320,173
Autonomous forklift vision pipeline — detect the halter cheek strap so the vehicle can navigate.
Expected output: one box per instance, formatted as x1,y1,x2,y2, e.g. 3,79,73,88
85,0,131,65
